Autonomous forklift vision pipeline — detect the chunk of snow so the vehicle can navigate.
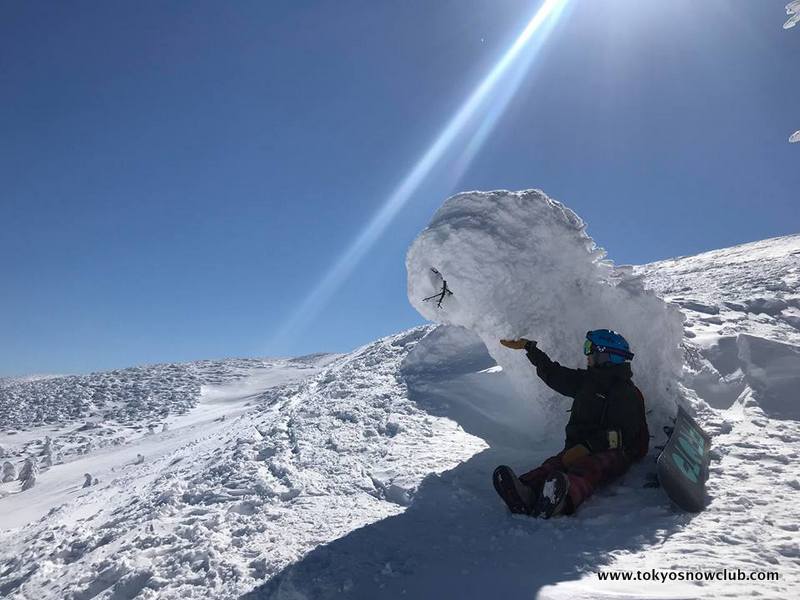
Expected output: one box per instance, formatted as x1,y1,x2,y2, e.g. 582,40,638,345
737,334,800,419
407,190,685,437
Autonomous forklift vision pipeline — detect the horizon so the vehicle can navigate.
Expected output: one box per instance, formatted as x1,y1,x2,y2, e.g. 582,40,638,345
3,0,799,377
3,229,796,379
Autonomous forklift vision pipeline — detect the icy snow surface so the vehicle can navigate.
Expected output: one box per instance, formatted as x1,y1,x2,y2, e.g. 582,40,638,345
1,191,799,599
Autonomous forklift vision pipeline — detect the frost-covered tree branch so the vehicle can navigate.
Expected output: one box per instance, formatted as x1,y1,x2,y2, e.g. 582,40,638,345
787,2,800,142
785,0,800,29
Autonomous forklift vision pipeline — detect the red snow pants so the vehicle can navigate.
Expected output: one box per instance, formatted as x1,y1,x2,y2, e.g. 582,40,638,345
518,448,631,515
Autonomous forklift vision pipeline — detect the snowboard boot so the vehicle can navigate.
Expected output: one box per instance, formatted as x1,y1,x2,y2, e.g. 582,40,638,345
492,465,536,515
531,471,570,519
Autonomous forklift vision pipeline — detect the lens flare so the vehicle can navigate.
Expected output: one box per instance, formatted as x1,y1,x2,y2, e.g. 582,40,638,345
270,0,569,349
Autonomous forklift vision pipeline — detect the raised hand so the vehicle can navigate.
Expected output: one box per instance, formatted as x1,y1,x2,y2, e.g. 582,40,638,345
500,338,530,350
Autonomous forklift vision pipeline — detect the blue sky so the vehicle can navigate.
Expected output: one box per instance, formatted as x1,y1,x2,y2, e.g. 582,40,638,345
2,0,798,376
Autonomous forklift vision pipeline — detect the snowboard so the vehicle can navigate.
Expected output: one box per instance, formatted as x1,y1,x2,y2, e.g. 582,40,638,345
655,406,711,512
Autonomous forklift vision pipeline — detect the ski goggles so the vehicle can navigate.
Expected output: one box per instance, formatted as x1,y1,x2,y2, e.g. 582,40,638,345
584,335,635,360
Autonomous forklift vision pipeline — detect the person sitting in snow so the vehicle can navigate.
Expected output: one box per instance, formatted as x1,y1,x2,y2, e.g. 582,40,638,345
493,329,649,518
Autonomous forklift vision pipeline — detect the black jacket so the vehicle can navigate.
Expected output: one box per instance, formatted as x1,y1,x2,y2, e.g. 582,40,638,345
525,342,646,457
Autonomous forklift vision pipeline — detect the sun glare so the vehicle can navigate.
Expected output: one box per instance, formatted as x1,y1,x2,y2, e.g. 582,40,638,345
269,0,569,350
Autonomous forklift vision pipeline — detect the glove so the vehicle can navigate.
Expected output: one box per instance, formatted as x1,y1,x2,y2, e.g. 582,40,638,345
500,338,533,350
562,444,590,468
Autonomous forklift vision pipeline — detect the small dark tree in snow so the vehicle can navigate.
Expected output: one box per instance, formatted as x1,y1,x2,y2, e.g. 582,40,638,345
2,461,16,483
422,268,453,308
83,473,93,488
19,457,38,491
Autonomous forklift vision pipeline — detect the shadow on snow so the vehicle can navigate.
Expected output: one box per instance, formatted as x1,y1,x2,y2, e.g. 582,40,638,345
242,357,693,599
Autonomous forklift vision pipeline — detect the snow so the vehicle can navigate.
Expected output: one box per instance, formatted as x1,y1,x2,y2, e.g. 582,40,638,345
786,2,799,141
0,356,337,529
0,333,485,599
785,0,800,29
1,192,799,599
406,189,685,438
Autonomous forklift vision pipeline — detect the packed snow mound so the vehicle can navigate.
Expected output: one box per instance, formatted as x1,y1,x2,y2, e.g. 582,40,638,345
407,190,685,437
636,234,800,419
400,324,495,380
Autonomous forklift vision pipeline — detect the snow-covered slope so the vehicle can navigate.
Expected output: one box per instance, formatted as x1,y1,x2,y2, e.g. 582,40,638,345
638,234,800,420
0,355,341,529
0,196,798,599
0,358,311,429
0,333,485,599
258,222,800,600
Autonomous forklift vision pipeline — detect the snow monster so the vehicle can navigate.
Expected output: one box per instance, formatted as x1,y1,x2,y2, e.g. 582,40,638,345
493,329,649,518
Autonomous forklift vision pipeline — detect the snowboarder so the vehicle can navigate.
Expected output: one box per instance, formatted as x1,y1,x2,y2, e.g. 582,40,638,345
493,330,649,518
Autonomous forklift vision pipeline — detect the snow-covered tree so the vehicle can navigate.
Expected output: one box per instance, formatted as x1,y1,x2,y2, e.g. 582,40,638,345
135,453,145,465
19,457,38,491
21,472,37,490
2,461,16,483
785,1,800,29
18,457,34,481
786,2,800,142
83,473,93,488
40,436,60,467
162,422,169,432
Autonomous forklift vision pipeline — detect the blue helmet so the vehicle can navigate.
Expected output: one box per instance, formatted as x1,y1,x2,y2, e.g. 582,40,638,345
584,329,634,364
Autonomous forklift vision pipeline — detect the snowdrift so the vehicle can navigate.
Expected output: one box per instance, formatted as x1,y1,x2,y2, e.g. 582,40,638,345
406,190,685,439
638,233,800,420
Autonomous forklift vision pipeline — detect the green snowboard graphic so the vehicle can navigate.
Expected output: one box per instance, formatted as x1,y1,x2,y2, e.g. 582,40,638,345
656,406,711,512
